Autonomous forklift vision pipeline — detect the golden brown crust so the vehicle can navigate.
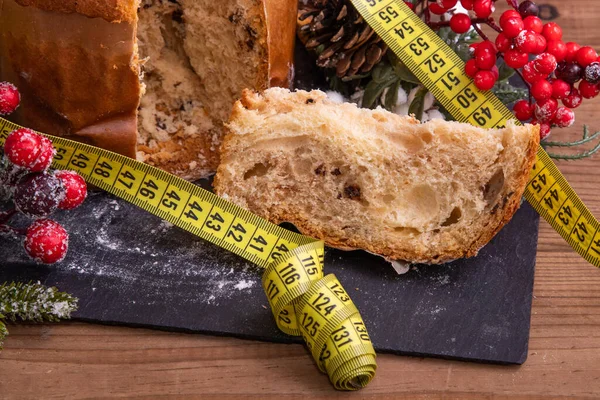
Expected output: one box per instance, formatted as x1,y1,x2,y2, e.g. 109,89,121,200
264,0,297,88
0,0,140,158
15,0,138,22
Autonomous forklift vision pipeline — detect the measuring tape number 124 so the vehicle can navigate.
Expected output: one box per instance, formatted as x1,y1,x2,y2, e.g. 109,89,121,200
350,0,600,268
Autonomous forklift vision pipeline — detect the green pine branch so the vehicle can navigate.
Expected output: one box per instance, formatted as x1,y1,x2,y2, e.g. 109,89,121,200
542,125,600,160
0,282,78,349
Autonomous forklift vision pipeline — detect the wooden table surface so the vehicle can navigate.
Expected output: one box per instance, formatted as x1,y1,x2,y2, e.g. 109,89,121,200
2,1,600,398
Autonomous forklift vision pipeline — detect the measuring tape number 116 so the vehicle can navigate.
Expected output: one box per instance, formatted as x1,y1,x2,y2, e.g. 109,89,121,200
351,0,600,268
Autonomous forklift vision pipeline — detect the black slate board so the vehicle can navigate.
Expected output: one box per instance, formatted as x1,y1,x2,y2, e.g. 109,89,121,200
1,185,539,364
0,46,539,364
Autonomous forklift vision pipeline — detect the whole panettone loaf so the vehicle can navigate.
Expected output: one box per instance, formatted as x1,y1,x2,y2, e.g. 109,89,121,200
215,88,540,264
0,0,297,180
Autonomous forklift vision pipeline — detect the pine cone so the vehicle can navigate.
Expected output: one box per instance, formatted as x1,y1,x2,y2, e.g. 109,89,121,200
298,0,389,78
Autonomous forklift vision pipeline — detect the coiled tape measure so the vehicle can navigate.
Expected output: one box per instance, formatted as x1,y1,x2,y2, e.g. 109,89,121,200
1,0,599,391
0,118,376,390
350,0,600,267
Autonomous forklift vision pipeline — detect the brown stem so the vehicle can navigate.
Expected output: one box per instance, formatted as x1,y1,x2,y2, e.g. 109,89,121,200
471,22,490,42
485,19,503,33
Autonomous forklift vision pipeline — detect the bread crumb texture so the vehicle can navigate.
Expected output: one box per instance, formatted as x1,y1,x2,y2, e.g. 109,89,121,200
214,88,540,264
136,0,268,180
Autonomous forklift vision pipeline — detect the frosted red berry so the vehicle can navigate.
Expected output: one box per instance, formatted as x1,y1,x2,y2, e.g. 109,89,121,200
576,46,598,67
495,33,511,52
13,173,65,218
474,70,496,91
0,82,20,115
518,0,539,18
584,62,600,84
24,219,69,264
546,40,567,62
539,123,551,140
4,128,53,171
542,22,562,42
460,0,474,9
500,10,521,26
513,100,533,121
450,13,471,34
515,30,538,53
523,16,543,34
429,3,448,15
553,107,575,128
534,98,559,122
501,17,525,39
578,80,600,99
504,49,529,69
551,79,571,99
465,59,479,78
531,79,553,101
533,34,547,55
55,170,87,210
474,49,496,70
473,0,493,19
533,53,557,75
565,42,581,63
562,88,583,108
522,62,545,83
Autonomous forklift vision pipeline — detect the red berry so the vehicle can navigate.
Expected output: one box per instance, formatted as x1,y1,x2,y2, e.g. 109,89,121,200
562,88,583,108
531,79,553,101
0,82,20,115
500,10,521,26
460,0,474,9
576,46,598,68
501,16,525,39
4,128,54,172
523,62,545,83
440,0,458,7
474,47,496,70
55,170,87,210
523,16,543,34
551,79,571,99
504,49,529,69
565,42,581,63
429,3,448,15
534,98,558,122
13,173,65,218
24,219,69,264
578,80,600,99
542,22,562,42
553,107,575,128
490,65,499,80
515,30,538,53
546,40,567,62
465,59,479,78
404,1,414,10
473,0,494,18
476,40,496,54
533,53,557,75
474,70,496,91
513,100,533,121
495,33,511,52
450,13,471,34
539,123,551,140
533,34,547,54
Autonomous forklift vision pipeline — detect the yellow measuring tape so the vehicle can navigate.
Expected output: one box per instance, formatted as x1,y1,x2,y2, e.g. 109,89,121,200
0,119,376,390
350,0,600,267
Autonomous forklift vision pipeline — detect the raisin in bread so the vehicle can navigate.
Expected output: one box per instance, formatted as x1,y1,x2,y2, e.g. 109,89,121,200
0,0,296,180
214,88,540,264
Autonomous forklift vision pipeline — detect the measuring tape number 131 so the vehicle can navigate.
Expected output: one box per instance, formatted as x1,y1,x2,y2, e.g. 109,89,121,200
351,0,600,268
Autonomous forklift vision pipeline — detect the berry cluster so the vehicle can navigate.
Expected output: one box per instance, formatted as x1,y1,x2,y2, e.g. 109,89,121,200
0,83,87,264
430,0,599,139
